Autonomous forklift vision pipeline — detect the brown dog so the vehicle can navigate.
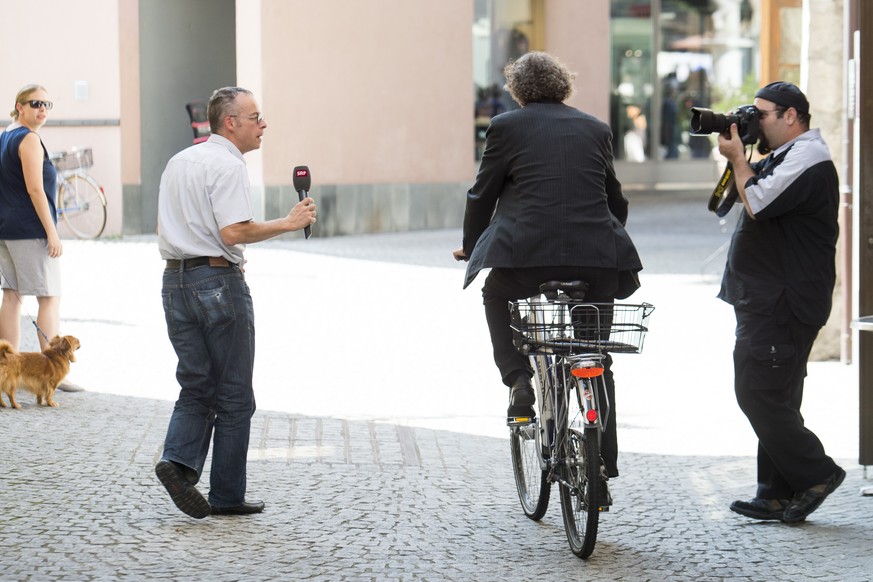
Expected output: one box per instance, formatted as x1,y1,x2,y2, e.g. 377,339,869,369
0,340,18,408
0,335,80,409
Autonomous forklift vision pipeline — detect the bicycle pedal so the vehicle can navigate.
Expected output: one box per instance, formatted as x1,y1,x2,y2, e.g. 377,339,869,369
597,505,610,512
507,415,535,426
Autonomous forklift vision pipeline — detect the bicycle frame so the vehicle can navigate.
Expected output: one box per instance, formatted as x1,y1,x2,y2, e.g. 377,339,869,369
531,352,609,473
57,170,87,215
523,294,610,474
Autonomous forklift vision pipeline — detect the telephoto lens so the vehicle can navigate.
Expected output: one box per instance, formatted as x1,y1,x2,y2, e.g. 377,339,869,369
689,105,760,145
690,108,730,135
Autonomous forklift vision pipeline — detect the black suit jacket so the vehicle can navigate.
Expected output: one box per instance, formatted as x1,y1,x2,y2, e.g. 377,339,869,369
462,102,642,290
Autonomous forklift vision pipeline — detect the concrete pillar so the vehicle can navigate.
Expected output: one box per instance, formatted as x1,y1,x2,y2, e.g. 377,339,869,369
804,0,845,361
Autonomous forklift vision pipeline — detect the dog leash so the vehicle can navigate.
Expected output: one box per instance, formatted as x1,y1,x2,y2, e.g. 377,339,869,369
30,318,50,344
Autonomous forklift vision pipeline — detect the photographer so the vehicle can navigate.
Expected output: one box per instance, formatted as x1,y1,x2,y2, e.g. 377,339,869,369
717,82,844,523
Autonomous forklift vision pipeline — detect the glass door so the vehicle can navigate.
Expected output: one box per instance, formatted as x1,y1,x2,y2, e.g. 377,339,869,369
611,0,759,162
473,0,539,159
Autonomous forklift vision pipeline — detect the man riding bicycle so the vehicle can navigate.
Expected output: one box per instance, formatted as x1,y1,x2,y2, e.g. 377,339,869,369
453,51,642,482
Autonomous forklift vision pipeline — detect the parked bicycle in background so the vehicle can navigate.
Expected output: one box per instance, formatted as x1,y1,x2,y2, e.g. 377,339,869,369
50,147,107,240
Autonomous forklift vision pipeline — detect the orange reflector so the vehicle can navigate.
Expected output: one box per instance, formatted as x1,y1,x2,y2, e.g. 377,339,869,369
586,409,598,423
571,365,604,378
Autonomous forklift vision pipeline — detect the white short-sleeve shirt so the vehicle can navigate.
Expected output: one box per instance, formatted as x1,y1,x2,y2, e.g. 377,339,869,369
157,134,254,264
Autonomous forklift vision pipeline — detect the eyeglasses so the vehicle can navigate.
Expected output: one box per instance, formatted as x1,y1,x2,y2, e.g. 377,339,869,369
229,113,264,124
757,107,784,120
26,100,53,110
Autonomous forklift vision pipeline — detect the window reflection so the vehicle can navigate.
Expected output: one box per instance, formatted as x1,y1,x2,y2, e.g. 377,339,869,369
611,2,653,162
473,0,533,159
611,0,758,162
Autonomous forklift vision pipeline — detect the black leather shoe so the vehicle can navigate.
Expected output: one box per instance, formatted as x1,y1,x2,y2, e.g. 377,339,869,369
507,375,536,419
155,460,211,519
211,500,266,516
783,467,846,523
730,497,789,521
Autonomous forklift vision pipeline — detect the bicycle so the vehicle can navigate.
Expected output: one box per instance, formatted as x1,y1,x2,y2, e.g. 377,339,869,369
508,281,653,559
50,148,108,240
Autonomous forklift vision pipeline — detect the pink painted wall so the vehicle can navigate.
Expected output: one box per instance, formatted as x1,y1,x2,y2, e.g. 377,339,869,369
252,0,476,187
0,0,123,237
545,0,611,123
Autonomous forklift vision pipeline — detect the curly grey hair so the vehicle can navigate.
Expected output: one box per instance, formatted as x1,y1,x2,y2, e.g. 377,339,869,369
503,52,575,107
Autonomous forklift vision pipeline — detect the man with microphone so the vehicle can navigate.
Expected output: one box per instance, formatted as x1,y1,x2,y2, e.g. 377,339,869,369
154,87,316,518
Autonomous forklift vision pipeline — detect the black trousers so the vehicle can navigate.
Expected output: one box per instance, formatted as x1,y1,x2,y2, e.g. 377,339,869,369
481,266,621,476
733,298,839,498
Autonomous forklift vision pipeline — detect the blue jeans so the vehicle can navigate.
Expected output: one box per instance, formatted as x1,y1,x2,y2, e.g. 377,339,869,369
160,264,256,508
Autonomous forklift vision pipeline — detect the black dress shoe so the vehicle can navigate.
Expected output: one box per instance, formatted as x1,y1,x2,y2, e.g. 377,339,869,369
729,497,790,521
783,467,846,523
155,460,211,519
507,375,536,419
211,500,266,515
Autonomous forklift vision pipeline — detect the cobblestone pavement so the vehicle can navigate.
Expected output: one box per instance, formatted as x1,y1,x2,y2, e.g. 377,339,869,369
1,193,870,580
2,391,869,581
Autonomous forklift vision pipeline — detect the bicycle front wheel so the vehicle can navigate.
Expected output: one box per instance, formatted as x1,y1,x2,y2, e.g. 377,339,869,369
58,174,107,239
510,421,550,520
559,426,600,559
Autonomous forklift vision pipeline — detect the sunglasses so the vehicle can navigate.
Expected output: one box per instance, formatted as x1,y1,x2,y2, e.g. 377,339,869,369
25,100,53,110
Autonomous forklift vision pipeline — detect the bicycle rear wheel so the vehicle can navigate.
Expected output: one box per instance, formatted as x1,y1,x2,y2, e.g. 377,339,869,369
509,421,550,520
559,426,600,559
58,174,107,239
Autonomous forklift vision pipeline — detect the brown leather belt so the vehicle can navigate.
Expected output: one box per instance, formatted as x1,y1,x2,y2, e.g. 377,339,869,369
165,256,233,270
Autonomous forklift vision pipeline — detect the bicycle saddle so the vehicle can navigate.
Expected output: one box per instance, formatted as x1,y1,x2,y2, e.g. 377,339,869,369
539,280,589,301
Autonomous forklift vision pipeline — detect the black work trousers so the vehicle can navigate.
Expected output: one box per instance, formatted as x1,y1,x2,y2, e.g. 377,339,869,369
733,298,840,499
482,266,621,476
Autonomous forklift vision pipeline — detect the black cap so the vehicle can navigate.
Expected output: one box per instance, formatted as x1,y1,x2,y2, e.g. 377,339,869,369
755,81,809,114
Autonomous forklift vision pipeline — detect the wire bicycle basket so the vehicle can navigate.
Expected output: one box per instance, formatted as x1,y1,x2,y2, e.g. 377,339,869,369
510,301,655,355
50,148,93,172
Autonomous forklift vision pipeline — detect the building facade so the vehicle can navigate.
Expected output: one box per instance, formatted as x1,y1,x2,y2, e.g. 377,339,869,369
0,1,832,239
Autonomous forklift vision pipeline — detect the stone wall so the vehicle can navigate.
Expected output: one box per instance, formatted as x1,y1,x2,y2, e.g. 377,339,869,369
265,183,468,238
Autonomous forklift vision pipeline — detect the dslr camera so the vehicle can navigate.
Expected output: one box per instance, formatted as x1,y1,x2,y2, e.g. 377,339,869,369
690,104,760,145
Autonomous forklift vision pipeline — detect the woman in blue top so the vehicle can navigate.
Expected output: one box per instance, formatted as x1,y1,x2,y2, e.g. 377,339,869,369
0,84,63,354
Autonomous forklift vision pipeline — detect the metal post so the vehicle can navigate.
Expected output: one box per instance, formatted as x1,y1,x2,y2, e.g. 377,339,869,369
841,0,857,364
856,0,873,467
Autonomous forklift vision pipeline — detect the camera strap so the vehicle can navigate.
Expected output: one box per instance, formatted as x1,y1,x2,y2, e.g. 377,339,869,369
709,146,794,217
708,163,738,216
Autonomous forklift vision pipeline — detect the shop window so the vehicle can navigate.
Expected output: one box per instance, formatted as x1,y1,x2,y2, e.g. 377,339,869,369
473,0,540,159
611,0,759,162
